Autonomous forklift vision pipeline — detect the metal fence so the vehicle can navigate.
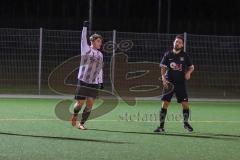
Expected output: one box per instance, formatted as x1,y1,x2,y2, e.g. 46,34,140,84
0,28,239,98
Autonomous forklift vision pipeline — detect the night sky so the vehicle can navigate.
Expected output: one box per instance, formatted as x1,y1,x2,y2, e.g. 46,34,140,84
0,0,240,35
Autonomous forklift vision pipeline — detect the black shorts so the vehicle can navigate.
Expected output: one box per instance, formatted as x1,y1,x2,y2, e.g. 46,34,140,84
74,80,99,100
161,83,188,103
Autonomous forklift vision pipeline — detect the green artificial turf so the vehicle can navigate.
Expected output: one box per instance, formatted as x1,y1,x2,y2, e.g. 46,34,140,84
0,98,240,160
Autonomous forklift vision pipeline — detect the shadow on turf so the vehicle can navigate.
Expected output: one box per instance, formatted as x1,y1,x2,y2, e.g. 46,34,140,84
193,132,240,138
0,131,129,144
89,129,240,141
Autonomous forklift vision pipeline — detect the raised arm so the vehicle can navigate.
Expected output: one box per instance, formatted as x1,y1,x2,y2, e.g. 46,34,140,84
81,21,90,55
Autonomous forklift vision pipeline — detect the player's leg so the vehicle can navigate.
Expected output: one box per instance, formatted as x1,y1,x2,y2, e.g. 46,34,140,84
181,101,190,122
79,97,94,130
154,90,174,133
71,99,85,126
72,80,86,127
181,101,193,132
160,101,170,128
175,84,193,132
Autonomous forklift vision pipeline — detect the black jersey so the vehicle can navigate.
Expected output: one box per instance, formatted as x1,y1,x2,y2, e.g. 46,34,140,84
160,50,193,84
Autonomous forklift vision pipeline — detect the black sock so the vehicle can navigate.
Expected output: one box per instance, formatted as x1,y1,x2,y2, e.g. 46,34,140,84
183,109,190,125
160,108,167,128
80,106,92,124
73,104,82,116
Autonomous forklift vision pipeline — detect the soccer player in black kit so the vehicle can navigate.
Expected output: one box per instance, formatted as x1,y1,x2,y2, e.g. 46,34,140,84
154,35,194,133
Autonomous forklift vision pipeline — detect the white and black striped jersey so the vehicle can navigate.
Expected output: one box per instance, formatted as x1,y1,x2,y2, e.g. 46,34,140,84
77,27,103,84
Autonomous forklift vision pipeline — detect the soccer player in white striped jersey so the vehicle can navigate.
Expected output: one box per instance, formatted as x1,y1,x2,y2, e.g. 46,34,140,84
71,21,104,130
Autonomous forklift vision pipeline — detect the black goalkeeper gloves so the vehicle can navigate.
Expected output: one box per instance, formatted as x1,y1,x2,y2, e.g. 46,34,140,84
83,21,89,27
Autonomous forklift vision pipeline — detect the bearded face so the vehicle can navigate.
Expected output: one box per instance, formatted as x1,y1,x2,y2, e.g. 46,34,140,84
173,38,184,51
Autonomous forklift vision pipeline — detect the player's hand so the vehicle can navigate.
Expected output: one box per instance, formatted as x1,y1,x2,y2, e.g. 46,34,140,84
83,21,89,27
185,72,191,80
162,77,169,89
99,83,104,89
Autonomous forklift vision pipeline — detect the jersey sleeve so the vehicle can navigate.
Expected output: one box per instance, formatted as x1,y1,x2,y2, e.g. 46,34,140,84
160,52,169,68
97,68,103,84
81,27,91,55
97,53,104,83
185,53,193,67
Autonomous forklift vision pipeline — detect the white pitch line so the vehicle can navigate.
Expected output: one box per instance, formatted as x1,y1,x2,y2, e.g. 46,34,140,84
1,94,240,102
0,119,240,123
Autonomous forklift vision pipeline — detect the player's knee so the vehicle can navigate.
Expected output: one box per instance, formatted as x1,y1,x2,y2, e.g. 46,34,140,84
181,102,189,109
77,100,85,107
86,105,93,109
86,99,94,107
162,101,170,109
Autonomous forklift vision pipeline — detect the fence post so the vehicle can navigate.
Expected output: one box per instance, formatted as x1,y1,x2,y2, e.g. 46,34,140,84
111,30,116,95
38,28,43,95
184,32,187,52
89,0,93,32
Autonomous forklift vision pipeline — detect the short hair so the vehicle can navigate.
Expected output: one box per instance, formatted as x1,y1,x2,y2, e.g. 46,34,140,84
90,33,103,42
175,34,184,43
